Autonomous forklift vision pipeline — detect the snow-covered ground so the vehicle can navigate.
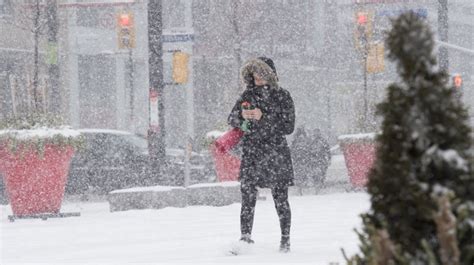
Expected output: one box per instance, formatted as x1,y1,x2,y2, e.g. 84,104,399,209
0,155,370,265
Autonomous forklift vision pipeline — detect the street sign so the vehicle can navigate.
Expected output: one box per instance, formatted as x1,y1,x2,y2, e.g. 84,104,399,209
149,90,159,132
162,34,194,43
172,52,189,84
367,42,385,73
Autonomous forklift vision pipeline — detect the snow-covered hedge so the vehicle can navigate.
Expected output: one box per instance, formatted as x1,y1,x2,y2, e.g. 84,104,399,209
201,130,226,148
338,133,377,145
0,114,84,154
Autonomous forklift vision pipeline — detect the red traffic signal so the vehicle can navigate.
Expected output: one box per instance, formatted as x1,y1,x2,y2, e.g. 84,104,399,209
357,12,368,25
117,12,135,49
118,13,131,27
453,74,463,89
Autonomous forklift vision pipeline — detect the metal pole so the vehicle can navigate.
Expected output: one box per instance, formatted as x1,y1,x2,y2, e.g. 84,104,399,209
33,0,41,111
147,0,166,174
326,71,331,135
438,0,449,71
184,70,193,187
183,1,194,188
363,53,368,126
231,0,242,98
128,48,134,129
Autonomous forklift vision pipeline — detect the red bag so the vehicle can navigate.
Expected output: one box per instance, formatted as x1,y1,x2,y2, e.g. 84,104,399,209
214,127,244,154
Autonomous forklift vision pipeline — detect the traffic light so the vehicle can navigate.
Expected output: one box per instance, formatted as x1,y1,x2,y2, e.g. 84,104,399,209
117,12,135,49
357,12,368,25
354,11,373,51
356,12,368,44
453,74,463,89
172,52,189,84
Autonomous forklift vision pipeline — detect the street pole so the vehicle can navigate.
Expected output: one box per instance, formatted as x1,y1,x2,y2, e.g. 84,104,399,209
363,50,368,127
33,0,41,111
183,1,194,188
231,0,242,98
438,0,449,71
148,0,166,174
326,67,332,137
46,0,60,114
184,53,194,188
128,48,134,129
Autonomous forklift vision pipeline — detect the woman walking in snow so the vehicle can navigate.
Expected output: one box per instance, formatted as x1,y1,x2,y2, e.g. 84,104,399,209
228,57,296,252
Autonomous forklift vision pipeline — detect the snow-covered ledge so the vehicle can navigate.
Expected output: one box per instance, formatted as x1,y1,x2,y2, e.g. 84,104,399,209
186,181,241,206
107,181,241,212
108,186,187,212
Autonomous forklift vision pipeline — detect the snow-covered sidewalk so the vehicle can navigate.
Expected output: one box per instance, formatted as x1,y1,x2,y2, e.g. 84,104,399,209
1,192,369,265
1,153,367,264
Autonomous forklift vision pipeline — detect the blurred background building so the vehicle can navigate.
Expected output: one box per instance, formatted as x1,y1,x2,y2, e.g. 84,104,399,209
0,0,472,148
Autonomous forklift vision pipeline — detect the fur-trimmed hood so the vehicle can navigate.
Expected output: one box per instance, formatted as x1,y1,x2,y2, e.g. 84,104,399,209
240,58,279,89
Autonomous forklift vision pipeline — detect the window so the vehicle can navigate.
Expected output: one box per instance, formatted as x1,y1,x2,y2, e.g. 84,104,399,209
0,0,12,17
163,0,185,29
76,7,114,29
76,7,100,28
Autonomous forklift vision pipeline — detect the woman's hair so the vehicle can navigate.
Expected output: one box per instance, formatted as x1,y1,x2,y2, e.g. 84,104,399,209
240,58,279,88
257,57,277,77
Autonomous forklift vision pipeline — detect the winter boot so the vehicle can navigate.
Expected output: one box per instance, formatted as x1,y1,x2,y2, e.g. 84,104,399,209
240,234,255,244
229,234,254,255
279,235,290,253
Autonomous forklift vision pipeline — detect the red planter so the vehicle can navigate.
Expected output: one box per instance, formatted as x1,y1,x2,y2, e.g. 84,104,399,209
338,133,376,188
209,128,243,182
0,144,75,216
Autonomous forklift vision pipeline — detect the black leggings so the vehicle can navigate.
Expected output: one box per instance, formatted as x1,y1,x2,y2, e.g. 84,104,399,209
240,183,291,236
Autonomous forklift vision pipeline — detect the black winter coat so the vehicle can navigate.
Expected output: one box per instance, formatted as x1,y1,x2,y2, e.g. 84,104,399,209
228,85,296,188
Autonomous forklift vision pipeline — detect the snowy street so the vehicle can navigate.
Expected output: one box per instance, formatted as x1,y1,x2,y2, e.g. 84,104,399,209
0,155,370,265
